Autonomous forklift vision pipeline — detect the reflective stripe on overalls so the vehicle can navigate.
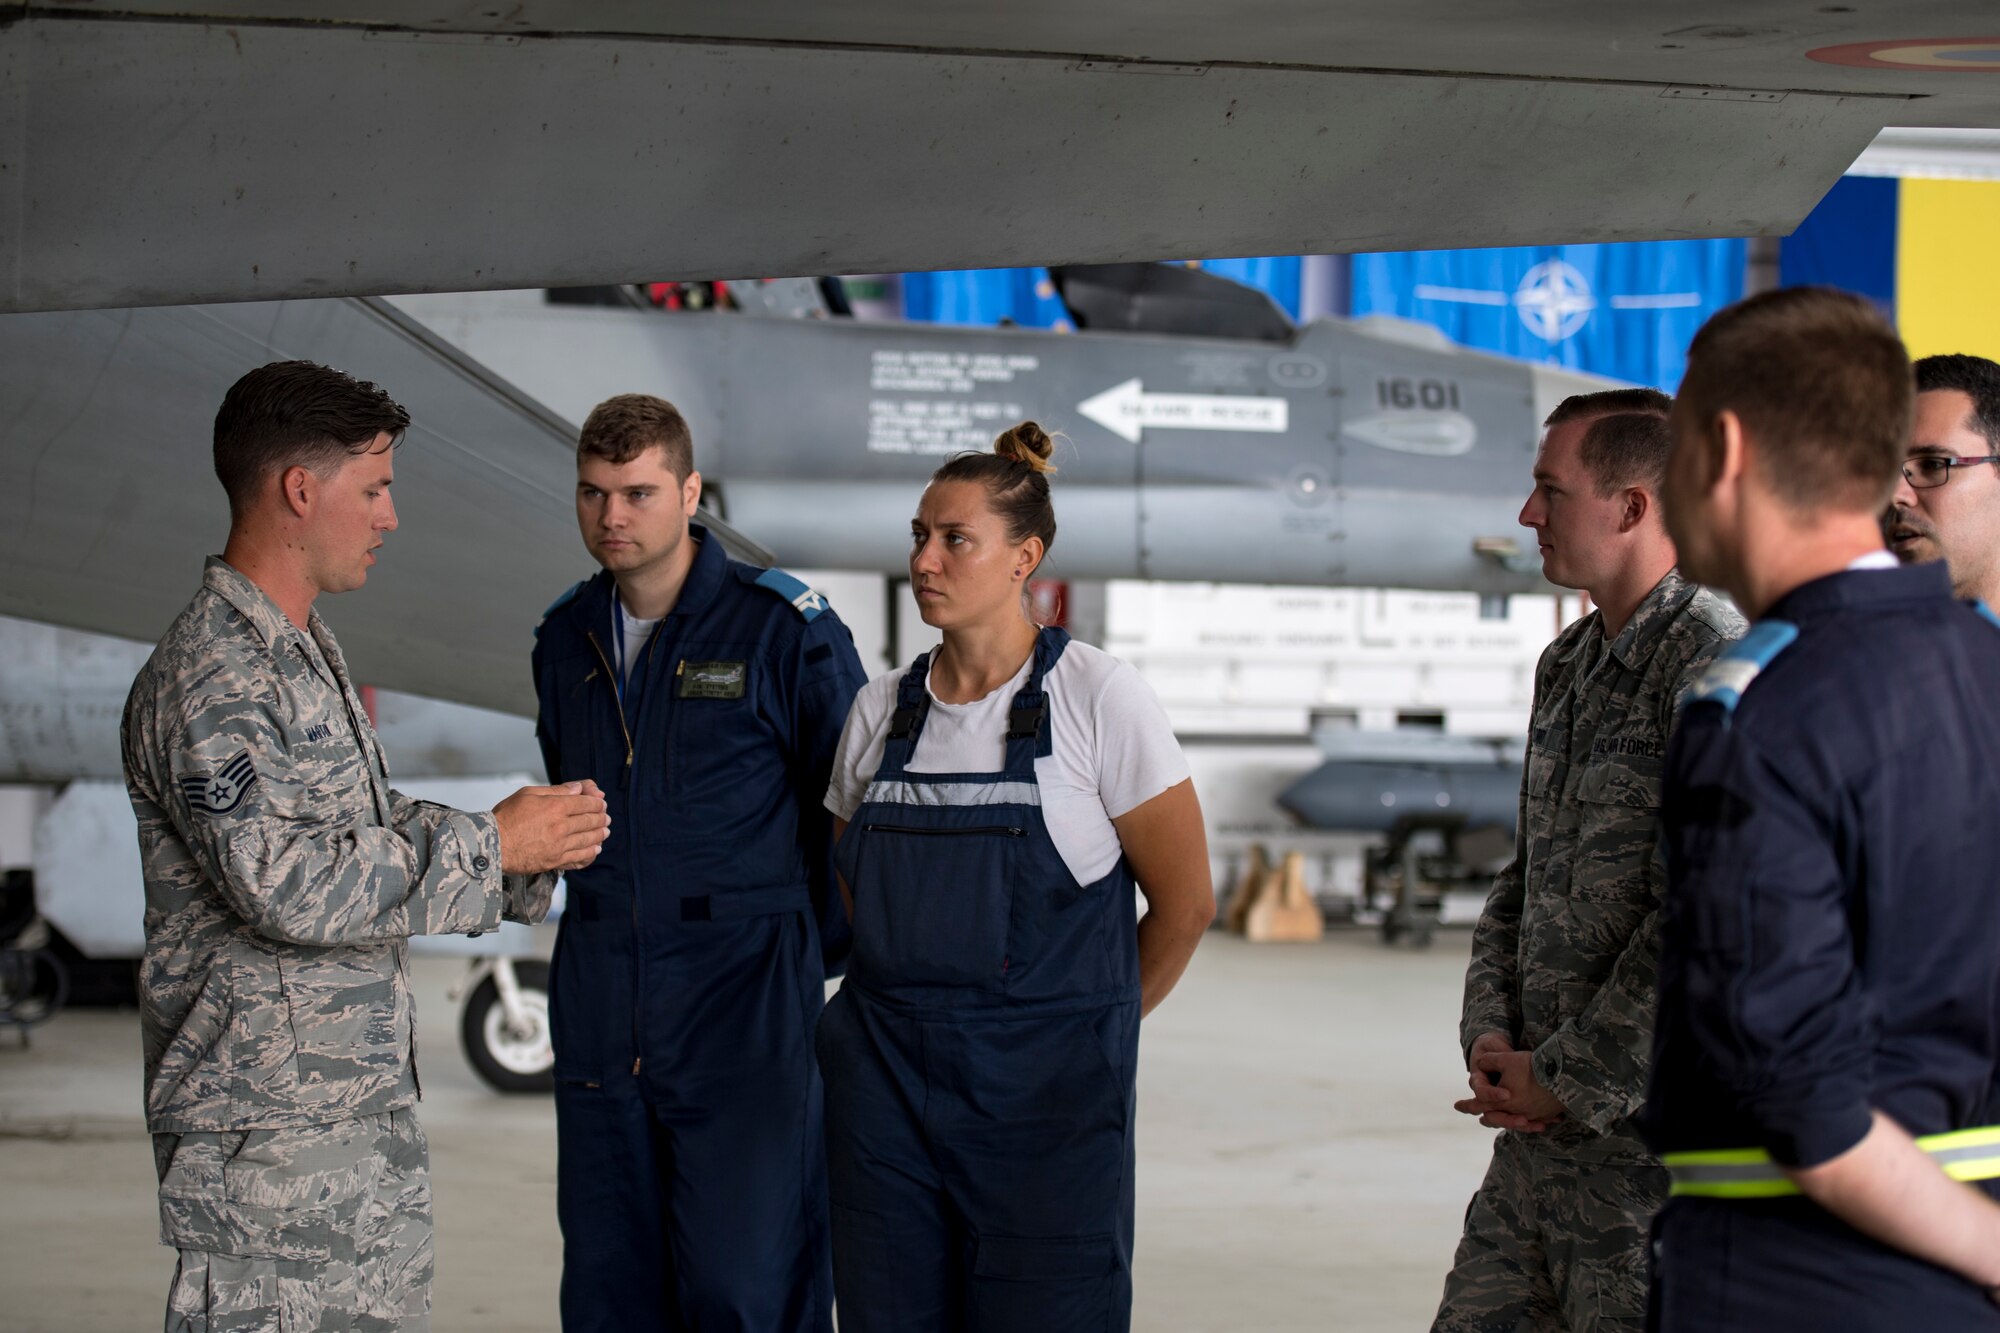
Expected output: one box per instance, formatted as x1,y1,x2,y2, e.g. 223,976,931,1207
1666,1125,2000,1198
820,626,1142,1333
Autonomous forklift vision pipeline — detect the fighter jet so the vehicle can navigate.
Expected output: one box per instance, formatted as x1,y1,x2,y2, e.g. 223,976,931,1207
0,263,1611,715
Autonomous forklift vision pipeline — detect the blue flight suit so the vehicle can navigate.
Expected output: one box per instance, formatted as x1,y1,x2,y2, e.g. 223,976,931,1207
818,627,1143,1333
1641,564,2000,1332
532,527,866,1333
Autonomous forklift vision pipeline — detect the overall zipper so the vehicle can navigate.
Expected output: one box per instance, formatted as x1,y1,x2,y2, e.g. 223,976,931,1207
584,630,634,772
863,823,1026,837
584,621,666,1077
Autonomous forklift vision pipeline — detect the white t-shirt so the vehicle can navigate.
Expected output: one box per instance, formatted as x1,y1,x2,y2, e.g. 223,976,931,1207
825,641,1190,885
614,605,661,686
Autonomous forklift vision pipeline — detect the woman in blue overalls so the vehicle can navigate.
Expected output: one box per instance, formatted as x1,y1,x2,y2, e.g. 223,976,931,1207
818,421,1217,1331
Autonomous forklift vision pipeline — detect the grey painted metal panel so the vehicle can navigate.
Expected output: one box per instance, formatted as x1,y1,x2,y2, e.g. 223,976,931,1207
0,616,147,783
0,17,1895,311
24,2,2000,104
0,297,768,717
392,296,1573,595
0,614,543,783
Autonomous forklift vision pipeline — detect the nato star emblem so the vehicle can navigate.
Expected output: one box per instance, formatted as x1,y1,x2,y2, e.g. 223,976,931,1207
1513,259,1597,343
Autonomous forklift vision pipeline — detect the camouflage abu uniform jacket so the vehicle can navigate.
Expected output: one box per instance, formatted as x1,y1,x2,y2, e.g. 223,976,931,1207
1461,568,1742,1161
122,558,555,1133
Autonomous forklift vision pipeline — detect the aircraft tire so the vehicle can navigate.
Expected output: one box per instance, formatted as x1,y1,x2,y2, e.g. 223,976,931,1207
460,958,556,1094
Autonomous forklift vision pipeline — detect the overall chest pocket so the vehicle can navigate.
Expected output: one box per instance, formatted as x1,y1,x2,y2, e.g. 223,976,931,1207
851,820,1026,992
662,649,770,815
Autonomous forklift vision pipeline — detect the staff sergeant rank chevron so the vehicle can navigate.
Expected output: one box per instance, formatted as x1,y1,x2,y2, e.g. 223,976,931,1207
176,749,257,815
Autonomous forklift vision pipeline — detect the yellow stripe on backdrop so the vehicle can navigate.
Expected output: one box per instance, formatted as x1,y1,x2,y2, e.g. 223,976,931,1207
1898,179,2000,363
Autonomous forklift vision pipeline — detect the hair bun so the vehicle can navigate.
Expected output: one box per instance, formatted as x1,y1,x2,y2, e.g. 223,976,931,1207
994,421,1058,475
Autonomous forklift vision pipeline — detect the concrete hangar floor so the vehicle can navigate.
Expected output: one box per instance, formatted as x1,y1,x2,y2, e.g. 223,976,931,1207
0,932,1489,1332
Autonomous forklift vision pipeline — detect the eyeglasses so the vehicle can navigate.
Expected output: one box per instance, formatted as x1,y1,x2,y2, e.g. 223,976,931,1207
1903,455,2000,489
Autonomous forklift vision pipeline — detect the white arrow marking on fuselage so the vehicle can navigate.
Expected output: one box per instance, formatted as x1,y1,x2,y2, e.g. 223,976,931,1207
1076,378,1290,443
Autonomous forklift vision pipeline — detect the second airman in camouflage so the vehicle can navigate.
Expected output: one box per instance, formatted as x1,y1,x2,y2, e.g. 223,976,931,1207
1432,393,1743,1333
122,361,611,1332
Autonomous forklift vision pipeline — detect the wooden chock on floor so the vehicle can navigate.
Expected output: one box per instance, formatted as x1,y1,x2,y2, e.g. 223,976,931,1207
1246,850,1324,943
1223,843,1272,934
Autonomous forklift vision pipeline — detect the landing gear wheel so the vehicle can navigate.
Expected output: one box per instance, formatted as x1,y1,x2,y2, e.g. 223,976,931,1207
460,959,555,1093
1380,914,1436,949
0,946,68,1037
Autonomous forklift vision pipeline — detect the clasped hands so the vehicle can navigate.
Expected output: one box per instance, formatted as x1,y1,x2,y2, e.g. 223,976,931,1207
495,780,611,874
1453,1031,1566,1132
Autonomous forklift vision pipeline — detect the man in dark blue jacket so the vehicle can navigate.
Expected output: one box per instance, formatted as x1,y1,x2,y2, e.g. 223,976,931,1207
532,394,866,1333
1644,287,2000,1330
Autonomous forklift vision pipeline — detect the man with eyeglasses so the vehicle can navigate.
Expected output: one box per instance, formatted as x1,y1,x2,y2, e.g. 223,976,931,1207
1887,354,2000,607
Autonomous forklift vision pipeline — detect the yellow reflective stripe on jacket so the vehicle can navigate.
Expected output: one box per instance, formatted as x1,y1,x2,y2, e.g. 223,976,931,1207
1666,1125,2000,1198
1928,1126,2000,1183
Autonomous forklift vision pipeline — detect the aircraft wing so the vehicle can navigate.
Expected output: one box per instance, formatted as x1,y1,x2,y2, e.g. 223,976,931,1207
0,297,771,717
5,4,1982,312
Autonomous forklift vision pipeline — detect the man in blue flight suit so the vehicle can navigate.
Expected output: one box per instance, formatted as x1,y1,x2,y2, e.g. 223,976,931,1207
532,394,867,1333
1643,287,2000,1330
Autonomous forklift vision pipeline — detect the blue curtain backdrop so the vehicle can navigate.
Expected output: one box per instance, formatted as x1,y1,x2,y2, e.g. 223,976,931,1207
900,258,1304,326
1350,241,1746,390
1778,175,1898,315
895,246,1746,388
899,267,1073,328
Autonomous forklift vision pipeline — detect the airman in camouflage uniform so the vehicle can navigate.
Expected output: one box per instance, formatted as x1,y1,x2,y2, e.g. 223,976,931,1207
1434,398,1744,1333
122,360,602,1332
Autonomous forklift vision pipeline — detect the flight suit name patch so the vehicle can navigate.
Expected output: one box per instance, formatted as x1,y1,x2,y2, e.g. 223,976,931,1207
679,660,748,699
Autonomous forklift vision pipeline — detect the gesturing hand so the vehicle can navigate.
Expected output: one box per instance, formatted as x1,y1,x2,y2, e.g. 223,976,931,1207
494,781,610,874
1453,1034,1566,1132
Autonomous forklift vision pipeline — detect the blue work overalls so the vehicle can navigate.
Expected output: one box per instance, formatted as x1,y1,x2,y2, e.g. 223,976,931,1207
532,531,865,1333
817,627,1142,1332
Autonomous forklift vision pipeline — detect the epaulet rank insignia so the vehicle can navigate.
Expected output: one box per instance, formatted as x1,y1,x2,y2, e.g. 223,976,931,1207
534,581,585,639
1683,620,1799,716
753,568,829,622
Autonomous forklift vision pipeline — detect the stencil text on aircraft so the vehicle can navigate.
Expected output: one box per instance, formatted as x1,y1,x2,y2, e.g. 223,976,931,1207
871,350,1040,393
868,399,1026,455
867,347,1042,455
